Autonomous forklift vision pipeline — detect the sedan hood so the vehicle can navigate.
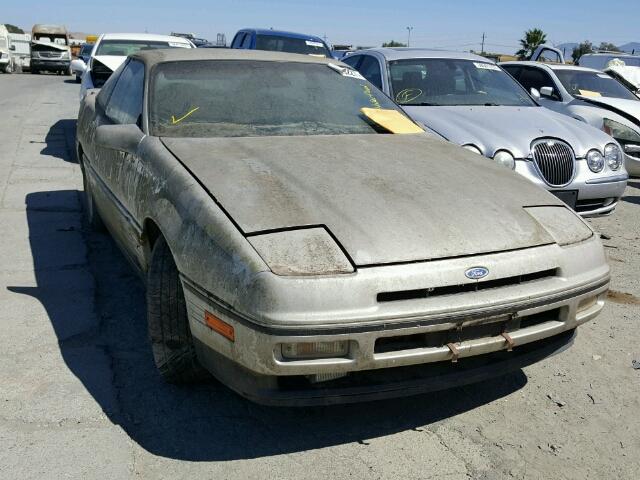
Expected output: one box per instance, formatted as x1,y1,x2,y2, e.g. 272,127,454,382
163,134,562,266
404,105,610,159
575,95,640,127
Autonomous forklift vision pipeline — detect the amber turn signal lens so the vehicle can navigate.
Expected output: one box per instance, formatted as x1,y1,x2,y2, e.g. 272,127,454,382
204,310,235,342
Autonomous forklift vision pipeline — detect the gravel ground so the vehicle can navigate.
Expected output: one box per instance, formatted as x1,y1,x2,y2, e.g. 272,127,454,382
0,73,638,479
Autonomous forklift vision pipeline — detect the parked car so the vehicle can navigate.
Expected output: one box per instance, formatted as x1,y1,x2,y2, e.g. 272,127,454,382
578,52,640,70
70,42,94,83
76,48,610,405
230,28,332,57
79,33,194,99
344,48,628,216
604,64,640,98
30,24,72,75
501,61,640,177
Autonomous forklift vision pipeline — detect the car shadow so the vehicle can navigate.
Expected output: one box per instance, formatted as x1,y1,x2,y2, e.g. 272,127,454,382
627,180,640,190
32,119,78,163
63,79,79,84
622,195,640,206
9,190,528,462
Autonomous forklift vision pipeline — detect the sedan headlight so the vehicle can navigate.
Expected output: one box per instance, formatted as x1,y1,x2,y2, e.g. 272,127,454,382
586,149,605,173
61,51,70,59
248,227,353,276
604,143,622,170
493,150,516,169
603,118,640,142
526,206,593,246
462,144,482,155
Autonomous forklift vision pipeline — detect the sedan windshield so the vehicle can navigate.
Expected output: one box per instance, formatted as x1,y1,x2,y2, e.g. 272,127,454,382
389,58,536,107
555,70,638,101
150,60,410,137
255,35,331,57
95,40,190,56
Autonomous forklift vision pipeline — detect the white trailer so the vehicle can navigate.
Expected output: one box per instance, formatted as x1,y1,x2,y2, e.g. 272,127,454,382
9,33,31,71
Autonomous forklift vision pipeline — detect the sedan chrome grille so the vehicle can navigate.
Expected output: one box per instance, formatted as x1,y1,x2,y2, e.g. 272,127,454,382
531,139,575,187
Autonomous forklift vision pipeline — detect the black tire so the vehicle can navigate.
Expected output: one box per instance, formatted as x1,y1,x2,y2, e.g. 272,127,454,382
31,69,39,74
75,75,81,83
146,237,207,383
81,156,105,231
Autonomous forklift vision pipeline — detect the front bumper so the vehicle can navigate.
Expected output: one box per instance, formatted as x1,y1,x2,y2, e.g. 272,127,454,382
624,152,640,177
514,159,627,216
183,237,609,405
31,59,70,71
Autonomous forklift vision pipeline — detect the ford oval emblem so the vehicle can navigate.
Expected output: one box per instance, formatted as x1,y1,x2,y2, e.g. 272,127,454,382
465,267,489,280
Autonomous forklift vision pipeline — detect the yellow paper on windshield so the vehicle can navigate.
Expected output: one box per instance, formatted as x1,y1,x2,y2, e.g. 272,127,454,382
361,108,424,134
578,89,602,97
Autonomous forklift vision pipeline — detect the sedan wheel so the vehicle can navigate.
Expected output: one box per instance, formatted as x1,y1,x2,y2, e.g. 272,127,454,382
146,237,208,383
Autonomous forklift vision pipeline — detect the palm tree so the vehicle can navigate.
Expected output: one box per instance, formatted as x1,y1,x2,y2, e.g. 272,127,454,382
516,28,547,59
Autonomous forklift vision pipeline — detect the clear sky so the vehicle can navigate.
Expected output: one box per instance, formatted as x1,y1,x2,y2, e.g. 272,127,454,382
3,0,637,52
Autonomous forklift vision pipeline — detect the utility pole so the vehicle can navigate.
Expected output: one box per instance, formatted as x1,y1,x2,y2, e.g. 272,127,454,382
481,32,485,54
407,26,413,47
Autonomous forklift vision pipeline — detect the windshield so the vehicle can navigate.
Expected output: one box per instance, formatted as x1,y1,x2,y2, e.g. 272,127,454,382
95,39,189,56
255,35,331,57
555,70,638,101
150,60,410,137
389,58,536,107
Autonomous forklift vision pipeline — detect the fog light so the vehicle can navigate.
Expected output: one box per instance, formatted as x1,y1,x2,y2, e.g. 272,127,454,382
281,341,349,359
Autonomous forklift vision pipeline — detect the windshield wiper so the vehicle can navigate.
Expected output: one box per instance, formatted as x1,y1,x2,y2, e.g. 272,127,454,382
402,102,438,106
483,102,501,106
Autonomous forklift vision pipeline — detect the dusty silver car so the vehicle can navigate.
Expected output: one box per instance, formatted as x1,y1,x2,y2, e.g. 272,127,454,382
77,48,610,405
344,49,628,216
501,62,640,177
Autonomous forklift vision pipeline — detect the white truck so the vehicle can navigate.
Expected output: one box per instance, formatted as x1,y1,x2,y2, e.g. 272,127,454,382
0,24,13,73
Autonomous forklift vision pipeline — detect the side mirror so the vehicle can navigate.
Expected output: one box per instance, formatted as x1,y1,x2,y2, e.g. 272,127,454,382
530,87,541,100
540,86,555,98
70,58,86,73
95,124,144,155
10,45,16,51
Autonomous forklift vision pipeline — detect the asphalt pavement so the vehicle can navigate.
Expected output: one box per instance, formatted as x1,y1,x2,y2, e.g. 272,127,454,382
0,73,638,480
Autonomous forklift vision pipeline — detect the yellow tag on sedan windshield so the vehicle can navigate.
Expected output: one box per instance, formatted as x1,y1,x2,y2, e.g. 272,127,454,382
578,89,602,97
361,108,424,134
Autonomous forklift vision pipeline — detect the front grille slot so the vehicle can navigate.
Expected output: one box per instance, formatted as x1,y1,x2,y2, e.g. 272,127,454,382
377,268,557,303
575,198,613,213
374,308,560,354
532,139,575,186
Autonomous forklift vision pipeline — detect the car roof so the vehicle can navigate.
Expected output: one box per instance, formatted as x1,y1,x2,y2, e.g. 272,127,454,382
237,28,326,43
131,47,341,68
100,33,192,44
500,61,602,73
355,48,492,62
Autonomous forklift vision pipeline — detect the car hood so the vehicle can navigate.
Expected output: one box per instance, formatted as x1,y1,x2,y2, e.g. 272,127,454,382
403,105,608,159
30,40,68,51
162,134,562,266
574,95,640,126
91,55,127,72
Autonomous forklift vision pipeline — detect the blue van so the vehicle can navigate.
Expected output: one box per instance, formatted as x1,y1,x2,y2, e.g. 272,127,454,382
230,29,332,58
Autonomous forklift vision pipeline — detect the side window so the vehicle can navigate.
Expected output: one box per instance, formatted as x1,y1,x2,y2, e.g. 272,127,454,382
518,67,560,100
358,56,383,89
105,60,144,125
240,33,251,48
96,59,126,110
341,55,361,69
231,33,242,48
502,65,522,81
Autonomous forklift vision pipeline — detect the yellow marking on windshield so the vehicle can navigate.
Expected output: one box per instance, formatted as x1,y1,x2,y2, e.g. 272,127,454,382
171,107,200,125
362,84,382,109
361,108,424,134
578,89,602,97
396,88,423,103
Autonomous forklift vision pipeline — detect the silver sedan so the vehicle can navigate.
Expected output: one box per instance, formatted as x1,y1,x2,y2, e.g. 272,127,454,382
344,49,628,216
